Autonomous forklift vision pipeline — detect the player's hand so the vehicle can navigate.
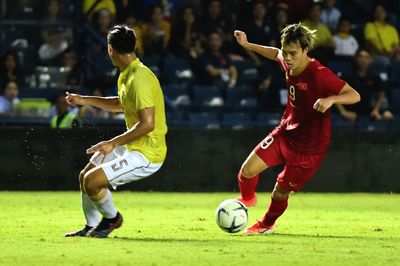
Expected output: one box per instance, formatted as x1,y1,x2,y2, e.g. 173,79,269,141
234,30,248,47
65,91,84,106
86,140,116,158
370,109,382,120
313,98,334,113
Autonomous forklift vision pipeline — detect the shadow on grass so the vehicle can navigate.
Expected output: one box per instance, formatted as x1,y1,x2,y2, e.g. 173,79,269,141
109,233,395,243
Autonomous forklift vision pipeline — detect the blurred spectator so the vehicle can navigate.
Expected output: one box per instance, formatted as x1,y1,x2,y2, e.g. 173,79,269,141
336,49,393,122
270,7,289,48
50,92,80,128
302,2,335,64
91,9,114,37
243,1,273,67
82,0,115,22
38,28,69,65
170,5,202,59
62,50,84,89
0,81,20,115
200,0,232,41
5,0,38,20
277,0,309,23
333,16,359,59
0,50,24,88
364,4,400,66
320,0,341,33
114,0,146,22
41,0,74,46
79,88,109,119
125,16,145,57
142,5,171,56
198,31,238,89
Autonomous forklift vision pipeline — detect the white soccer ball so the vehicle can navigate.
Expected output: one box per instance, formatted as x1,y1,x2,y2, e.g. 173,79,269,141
215,199,248,233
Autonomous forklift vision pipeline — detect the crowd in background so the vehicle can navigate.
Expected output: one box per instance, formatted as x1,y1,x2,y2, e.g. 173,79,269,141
0,0,399,128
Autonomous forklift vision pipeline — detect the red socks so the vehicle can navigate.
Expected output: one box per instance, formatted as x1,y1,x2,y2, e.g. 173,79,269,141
237,173,259,201
262,197,288,226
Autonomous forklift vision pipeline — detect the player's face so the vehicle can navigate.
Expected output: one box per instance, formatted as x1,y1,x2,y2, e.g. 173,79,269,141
281,42,308,71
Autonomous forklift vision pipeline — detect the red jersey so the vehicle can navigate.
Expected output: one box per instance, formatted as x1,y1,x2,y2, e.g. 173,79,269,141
271,52,346,155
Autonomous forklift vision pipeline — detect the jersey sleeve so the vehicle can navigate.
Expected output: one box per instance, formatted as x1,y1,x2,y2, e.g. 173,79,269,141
318,67,346,95
132,72,156,111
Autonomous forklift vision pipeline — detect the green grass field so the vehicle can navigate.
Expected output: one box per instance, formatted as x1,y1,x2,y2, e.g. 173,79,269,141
0,192,399,266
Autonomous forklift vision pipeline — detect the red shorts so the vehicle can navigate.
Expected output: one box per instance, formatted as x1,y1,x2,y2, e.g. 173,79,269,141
254,134,325,192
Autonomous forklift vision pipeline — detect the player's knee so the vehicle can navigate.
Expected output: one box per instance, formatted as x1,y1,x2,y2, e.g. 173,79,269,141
240,163,257,178
83,174,97,195
272,185,290,200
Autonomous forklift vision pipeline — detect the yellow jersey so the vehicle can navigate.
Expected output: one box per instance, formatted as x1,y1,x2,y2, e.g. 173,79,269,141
302,20,333,45
364,21,399,54
117,58,167,163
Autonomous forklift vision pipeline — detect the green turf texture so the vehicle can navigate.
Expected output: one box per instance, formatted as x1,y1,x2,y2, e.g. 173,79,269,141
0,192,399,266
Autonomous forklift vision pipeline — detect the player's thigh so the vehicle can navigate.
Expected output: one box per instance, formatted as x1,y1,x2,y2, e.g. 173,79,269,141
241,134,283,178
240,151,269,178
83,166,110,195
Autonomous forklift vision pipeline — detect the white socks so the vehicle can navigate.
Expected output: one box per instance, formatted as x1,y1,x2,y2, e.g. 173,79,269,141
81,191,100,227
92,189,118,219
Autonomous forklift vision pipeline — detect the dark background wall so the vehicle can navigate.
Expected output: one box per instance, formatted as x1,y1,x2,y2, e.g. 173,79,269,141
0,126,399,192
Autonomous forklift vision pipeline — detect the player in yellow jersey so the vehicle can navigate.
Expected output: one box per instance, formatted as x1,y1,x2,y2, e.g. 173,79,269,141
64,25,167,238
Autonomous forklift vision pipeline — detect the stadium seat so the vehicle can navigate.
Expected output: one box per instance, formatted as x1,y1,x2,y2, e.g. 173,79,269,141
226,86,256,109
232,60,259,85
331,113,356,129
163,54,194,85
192,86,223,107
256,112,281,128
389,61,400,87
163,84,190,107
356,115,388,132
142,54,161,77
221,112,253,129
391,90,400,113
327,61,352,77
188,112,220,129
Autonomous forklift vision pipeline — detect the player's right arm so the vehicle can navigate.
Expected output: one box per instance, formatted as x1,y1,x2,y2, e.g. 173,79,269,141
65,92,123,112
234,30,280,61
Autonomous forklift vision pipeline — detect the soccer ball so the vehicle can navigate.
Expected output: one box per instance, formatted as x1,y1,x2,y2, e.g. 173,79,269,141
215,199,248,233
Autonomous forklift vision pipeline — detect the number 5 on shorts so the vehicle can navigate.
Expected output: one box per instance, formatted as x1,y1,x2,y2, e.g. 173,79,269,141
111,159,128,172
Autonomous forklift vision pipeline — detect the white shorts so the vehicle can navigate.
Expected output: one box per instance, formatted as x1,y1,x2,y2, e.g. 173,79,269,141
90,146,163,189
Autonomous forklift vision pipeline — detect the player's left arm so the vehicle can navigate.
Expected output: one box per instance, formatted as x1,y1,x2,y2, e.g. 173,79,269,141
86,107,155,156
313,83,361,113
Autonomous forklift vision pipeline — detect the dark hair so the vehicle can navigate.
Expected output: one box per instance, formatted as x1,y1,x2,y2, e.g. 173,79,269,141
281,23,317,50
355,47,371,56
107,25,136,53
1,49,20,76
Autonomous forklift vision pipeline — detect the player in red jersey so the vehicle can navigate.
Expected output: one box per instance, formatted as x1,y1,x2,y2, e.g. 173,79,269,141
234,23,361,234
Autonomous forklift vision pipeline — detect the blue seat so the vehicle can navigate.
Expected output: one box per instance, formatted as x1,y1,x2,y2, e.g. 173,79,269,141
256,112,281,128
222,112,253,129
331,113,356,129
188,112,220,129
327,61,352,77
356,115,388,132
226,86,256,108
192,86,222,107
232,60,259,85
142,54,161,77
163,54,193,84
389,62,400,87
391,89,400,113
